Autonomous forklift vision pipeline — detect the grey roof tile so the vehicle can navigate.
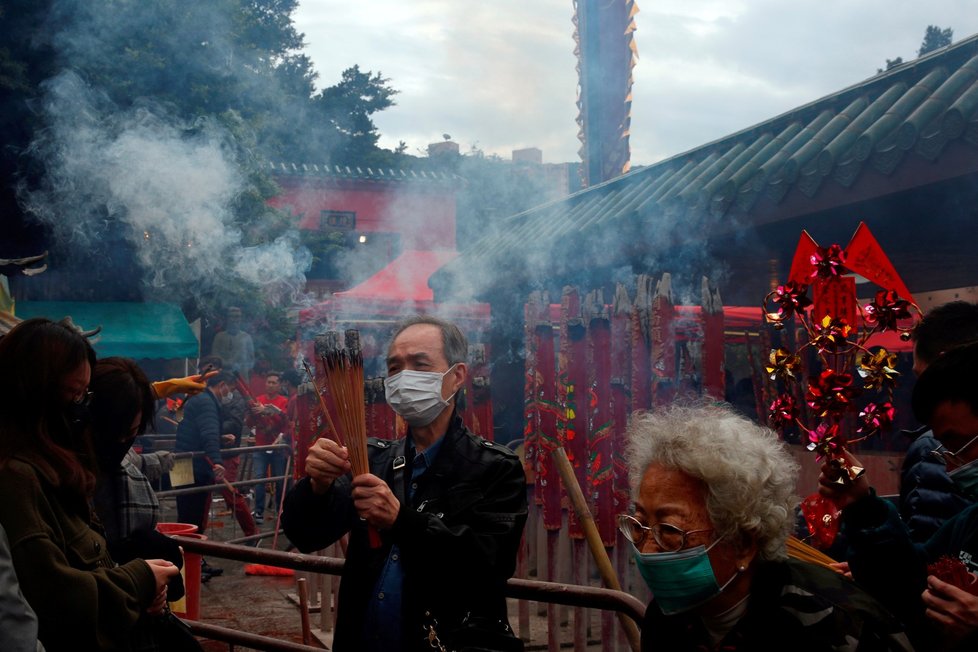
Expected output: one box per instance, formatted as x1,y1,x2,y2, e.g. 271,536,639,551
428,34,978,292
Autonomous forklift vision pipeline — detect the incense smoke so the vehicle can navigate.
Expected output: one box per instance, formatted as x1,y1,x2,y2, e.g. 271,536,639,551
24,71,310,306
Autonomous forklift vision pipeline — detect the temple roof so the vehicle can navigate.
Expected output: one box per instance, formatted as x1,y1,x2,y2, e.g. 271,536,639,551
433,33,978,299
266,161,462,184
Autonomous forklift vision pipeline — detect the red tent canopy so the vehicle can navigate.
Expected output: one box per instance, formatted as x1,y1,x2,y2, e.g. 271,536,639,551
299,249,490,327
335,249,460,302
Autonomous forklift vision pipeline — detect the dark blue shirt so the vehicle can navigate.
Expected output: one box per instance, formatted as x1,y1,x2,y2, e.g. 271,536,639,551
362,434,445,651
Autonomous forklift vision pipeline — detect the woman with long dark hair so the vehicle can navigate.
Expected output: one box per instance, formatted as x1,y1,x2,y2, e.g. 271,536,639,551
89,356,202,652
89,356,161,550
0,318,178,651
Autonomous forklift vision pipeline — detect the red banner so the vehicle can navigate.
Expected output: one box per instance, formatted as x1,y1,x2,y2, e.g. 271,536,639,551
651,274,676,406
702,281,725,400
813,275,858,326
630,275,653,412
611,285,633,538
587,303,616,546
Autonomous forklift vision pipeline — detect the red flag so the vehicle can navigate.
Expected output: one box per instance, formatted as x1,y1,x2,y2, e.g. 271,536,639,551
844,222,914,303
788,231,820,286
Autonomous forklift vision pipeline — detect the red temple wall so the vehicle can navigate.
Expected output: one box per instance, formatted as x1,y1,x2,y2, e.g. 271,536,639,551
269,178,457,250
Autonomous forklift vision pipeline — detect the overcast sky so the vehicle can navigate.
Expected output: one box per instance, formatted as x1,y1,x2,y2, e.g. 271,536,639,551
293,1,978,166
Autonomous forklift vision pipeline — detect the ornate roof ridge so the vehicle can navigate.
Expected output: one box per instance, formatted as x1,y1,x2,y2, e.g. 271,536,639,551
265,161,463,183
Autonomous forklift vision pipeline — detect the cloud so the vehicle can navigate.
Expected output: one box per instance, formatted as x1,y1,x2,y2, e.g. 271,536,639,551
295,0,978,165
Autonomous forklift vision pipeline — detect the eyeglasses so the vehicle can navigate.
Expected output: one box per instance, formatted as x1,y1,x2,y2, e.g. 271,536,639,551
930,434,978,465
72,390,94,407
617,513,713,552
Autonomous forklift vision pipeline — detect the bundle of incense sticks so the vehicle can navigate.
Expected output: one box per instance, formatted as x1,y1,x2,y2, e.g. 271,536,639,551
786,535,838,571
314,330,369,477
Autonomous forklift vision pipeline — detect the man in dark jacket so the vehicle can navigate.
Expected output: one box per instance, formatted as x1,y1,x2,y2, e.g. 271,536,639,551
282,316,527,652
174,371,228,533
196,355,260,541
899,301,978,542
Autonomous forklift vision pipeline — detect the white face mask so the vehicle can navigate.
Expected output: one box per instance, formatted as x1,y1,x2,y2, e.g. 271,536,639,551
384,364,458,427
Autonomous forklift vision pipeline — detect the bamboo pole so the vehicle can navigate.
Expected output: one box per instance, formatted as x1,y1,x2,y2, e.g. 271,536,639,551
552,447,641,652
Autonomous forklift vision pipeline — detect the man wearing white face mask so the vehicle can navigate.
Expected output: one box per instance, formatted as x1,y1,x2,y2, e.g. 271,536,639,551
282,316,527,652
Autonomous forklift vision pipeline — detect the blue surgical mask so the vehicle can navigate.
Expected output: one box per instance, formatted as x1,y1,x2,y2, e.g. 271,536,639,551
632,539,739,615
949,458,978,501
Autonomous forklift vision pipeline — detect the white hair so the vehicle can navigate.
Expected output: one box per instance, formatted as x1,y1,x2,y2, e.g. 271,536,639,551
626,403,799,561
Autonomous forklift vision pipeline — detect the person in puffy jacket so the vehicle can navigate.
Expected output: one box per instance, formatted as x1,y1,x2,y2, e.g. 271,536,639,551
899,301,978,542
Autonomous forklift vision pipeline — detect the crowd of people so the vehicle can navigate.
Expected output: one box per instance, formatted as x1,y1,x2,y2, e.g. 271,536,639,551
0,313,295,650
4,301,978,651
0,319,181,651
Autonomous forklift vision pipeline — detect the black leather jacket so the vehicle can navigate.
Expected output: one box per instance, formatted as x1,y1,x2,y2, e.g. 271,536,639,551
282,415,528,651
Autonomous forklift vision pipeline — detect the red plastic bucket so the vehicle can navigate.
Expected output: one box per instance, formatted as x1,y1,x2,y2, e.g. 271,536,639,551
156,522,199,536
160,529,205,621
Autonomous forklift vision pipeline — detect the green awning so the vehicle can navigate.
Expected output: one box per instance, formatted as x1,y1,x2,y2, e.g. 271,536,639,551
15,301,199,360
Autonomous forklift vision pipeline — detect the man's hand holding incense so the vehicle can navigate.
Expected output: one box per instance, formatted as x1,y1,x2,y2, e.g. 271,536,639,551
923,575,978,646
351,473,400,530
307,437,351,495
817,449,871,510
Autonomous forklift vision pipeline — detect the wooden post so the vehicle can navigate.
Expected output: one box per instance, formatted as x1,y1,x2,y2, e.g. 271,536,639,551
297,577,312,645
571,540,587,651
615,542,630,650
318,549,332,633
536,503,548,618
517,528,531,644
547,529,560,652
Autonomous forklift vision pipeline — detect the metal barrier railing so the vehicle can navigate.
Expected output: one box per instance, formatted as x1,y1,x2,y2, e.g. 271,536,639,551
154,444,291,499
172,536,646,650
182,622,324,652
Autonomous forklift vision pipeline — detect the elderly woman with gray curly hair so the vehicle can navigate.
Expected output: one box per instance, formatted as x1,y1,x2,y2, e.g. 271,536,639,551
622,403,914,652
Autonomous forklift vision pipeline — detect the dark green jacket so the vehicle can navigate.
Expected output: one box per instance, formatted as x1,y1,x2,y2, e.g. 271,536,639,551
845,492,978,651
0,457,156,651
642,558,914,652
